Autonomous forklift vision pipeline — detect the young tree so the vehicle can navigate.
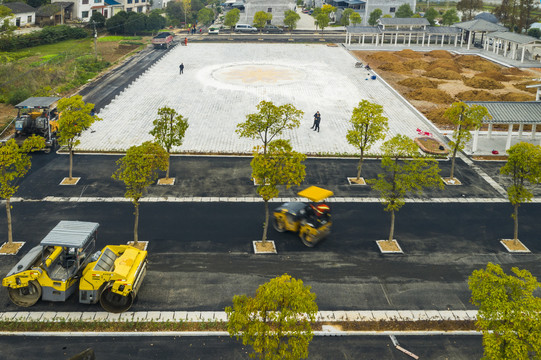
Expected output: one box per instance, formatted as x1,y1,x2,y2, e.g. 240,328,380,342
424,7,439,26
441,9,460,26
443,102,490,181
57,95,102,181
0,136,45,246
89,12,106,29
0,6,15,36
283,9,300,33
147,11,166,32
346,100,389,183
197,8,214,26
528,27,541,39
182,0,191,26
236,100,303,155
370,135,443,243
395,3,413,18
253,11,272,33
457,0,483,21
340,8,354,26
226,273,318,360
350,12,362,26
368,8,382,25
149,107,189,180
500,142,541,246
315,12,330,32
469,263,541,359
494,0,537,33
251,140,305,244
112,142,168,245
165,2,184,28
224,8,240,39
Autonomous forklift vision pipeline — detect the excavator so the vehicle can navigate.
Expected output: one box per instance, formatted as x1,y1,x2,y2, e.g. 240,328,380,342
2,221,148,313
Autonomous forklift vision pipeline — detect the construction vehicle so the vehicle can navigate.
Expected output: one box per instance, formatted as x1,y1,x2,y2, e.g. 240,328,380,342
9,97,60,153
151,32,174,49
272,186,333,247
2,221,148,313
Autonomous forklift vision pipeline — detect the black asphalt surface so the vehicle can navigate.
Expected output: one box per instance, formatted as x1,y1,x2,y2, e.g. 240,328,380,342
15,152,516,199
0,334,482,359
1,200,539,312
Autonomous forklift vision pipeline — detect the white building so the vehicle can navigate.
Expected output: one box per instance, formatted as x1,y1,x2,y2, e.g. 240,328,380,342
239,0,296,26
3,2,36,27
329,0,416,25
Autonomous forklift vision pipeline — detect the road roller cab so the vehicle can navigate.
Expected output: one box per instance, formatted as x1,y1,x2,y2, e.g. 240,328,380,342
2,221,148,313
272,186,333,247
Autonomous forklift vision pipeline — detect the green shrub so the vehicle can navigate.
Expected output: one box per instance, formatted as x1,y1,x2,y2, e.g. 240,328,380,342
8,88,32,106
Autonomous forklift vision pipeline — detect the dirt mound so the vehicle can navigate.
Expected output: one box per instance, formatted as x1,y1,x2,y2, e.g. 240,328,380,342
367,52,401,63
501,67,525,76
499,92,536,101
464,76,505,90
456,55,500,72
476,71,510,81
424,106,452,126
394,49,423,58
455,90,499,101
513,80,539,93
403,59,429,70
378,62,409,73
398,77,439,89
426,50,454,59
425,68,462,80
427,59,461,72
408,88,453,104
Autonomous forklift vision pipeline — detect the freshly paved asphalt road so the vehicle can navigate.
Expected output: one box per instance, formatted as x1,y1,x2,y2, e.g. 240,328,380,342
0,334,482,359
1,200,539,312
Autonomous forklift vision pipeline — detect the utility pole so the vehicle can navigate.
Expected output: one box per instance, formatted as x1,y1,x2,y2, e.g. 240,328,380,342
92,20,98,61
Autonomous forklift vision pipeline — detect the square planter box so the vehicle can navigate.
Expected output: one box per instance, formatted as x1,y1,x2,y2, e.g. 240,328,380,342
500,239,530,253
347,177,367,185
253,240,277,254
60,177,81,185
0,241,25,255
376,239,403,254
442,177,462,186
157,178,175,185
127,241,149,251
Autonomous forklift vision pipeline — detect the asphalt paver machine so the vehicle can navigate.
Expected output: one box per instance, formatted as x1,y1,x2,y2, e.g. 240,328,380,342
272,186,334,247
11,96,61,152
2,221,148,313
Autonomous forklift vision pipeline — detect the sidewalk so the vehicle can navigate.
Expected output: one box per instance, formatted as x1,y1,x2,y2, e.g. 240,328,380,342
0,309,478,323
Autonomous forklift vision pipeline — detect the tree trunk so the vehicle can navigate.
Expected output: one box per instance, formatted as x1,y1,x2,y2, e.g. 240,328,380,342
450,145,458,179
133,201,139,245
6,198,12,245
356,150,364,180
166,153,171,179
388,210,395,242
262,199,269,244
513,203,519,245
69,149,74,180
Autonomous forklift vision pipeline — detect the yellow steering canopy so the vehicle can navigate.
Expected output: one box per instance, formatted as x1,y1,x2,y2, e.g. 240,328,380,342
297,186,334,202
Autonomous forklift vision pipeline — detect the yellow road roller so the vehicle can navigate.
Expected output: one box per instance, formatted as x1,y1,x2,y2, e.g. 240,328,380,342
272,186,333,247
2,221,147,313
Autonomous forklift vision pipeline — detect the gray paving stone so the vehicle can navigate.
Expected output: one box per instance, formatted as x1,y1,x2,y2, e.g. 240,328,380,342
41,312,57,322
333,311,348,321
93,312,110,321
54,312,83,322
25,312,43,321
200,311,217,321
371,311,388,321
465,310,478,320
439,311,458,320
409,310,429,321
317,311,335,321
132,312,148,321
146,311,162,321
214,312,228,322
424,310,443,321
118,312,135,322
12,312,30,321
159,311,175,322
396,310,415,321
187,312,203,322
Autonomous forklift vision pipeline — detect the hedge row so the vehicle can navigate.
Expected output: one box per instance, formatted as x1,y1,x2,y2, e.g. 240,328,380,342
0,25,88,51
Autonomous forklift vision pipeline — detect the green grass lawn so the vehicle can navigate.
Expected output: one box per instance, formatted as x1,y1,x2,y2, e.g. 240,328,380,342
11,38,93,59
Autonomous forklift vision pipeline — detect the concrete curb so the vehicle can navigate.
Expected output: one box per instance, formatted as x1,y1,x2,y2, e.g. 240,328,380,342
0,310,478,323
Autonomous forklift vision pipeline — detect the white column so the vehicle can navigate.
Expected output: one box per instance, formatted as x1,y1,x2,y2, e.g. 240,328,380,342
518,124,524,138
473,128,480,153
493,38,497,53
395,33,398,45
506,124,513,150
504,41,508,57
408,32,411,46
487,124,493,139
362,34,365,45
512,43,516,59
375,33,378,46
467,33,471,50
428,34,431,45
532,124,537,139
521,46,525,63
441,34,444,47
454,34,458,47
460,32,464,47
422,33,425,47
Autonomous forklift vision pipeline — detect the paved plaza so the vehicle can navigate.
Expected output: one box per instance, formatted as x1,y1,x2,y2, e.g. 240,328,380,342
76,43,435,154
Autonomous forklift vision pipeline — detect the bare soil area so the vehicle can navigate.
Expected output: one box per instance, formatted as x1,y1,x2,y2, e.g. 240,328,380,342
351,50,541,131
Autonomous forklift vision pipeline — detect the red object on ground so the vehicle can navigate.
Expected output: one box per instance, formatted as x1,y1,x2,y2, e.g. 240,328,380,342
184,37,188,46
492,150,499,155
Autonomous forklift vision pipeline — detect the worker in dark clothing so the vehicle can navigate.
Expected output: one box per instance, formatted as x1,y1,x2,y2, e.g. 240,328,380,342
179,63,184,74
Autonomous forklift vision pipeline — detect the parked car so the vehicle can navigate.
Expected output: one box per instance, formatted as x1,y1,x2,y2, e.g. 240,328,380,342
208,27,220,34
263,25,283,33
234,24,257,33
